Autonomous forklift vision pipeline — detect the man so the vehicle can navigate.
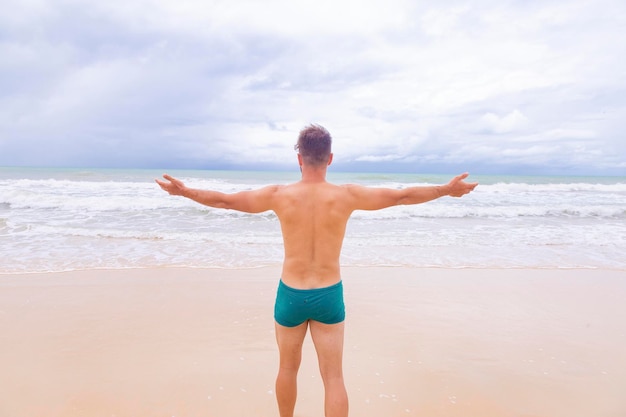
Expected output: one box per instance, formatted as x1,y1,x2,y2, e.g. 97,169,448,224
156,124,478,417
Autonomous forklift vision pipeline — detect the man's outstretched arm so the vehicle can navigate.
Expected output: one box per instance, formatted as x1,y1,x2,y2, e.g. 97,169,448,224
346,173,478,211
155,174,279,213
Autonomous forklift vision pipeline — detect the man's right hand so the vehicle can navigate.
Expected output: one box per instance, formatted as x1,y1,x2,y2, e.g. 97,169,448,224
444,173,478,197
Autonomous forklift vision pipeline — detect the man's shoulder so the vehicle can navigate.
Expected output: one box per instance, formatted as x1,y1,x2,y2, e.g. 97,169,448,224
340,183,366,193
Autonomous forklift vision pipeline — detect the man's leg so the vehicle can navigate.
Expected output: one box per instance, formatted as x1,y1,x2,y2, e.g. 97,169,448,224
275,320,309,417
310,320,348,417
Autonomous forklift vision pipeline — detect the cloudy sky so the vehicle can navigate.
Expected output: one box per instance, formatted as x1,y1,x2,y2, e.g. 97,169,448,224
1,0,625,175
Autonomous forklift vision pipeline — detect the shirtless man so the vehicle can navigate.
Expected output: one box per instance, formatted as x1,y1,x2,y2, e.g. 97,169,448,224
156,124,478,417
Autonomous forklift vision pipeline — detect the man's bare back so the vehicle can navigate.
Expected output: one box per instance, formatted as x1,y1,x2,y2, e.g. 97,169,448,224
273,180,352,288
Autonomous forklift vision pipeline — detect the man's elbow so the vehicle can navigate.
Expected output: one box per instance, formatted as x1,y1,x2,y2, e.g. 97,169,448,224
397,197,414,206
209,193,234,209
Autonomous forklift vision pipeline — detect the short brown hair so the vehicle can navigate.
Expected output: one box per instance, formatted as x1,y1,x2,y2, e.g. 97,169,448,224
296,124,332,166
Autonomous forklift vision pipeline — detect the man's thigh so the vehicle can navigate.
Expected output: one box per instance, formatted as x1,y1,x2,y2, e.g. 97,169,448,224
275,321,309,369
309,320,345,377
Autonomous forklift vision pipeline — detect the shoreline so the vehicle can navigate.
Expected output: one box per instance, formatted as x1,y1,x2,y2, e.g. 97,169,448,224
1,266,625,417
2,263,625,277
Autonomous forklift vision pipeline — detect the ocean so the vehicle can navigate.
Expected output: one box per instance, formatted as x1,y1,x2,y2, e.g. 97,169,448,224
1,167,624,273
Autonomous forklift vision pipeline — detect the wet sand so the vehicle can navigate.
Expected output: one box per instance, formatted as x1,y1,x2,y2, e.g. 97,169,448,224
1,267,625,417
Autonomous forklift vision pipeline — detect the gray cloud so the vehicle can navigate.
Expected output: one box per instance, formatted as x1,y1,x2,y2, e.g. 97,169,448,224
1,0,625,175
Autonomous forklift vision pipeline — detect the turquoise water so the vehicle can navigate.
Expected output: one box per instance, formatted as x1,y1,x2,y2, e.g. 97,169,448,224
1,167,625,273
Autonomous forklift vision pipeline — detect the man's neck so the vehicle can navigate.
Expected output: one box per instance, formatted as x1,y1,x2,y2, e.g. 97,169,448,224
300,165,328,183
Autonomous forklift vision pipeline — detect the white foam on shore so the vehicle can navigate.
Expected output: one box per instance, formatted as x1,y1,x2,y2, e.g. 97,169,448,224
1,170,625,273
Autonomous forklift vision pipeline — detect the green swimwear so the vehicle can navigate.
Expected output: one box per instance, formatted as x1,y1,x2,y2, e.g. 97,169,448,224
274,280,345,327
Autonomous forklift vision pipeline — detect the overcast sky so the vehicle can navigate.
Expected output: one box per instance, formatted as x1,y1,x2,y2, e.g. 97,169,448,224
1,0,625,175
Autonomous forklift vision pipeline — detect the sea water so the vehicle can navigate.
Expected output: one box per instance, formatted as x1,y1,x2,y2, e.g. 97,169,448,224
1,167,624,273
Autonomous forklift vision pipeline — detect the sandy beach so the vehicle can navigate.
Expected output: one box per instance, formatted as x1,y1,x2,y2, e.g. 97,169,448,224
1,266,625,417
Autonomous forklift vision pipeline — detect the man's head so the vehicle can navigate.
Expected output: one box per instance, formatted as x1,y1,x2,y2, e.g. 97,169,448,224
296,124,332,167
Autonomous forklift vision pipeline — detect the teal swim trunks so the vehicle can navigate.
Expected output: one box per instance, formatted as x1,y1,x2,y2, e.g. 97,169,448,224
274,280,346,327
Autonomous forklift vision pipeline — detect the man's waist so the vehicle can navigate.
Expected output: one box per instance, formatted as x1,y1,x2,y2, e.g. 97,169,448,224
278,279,343,292
279,267,341,289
